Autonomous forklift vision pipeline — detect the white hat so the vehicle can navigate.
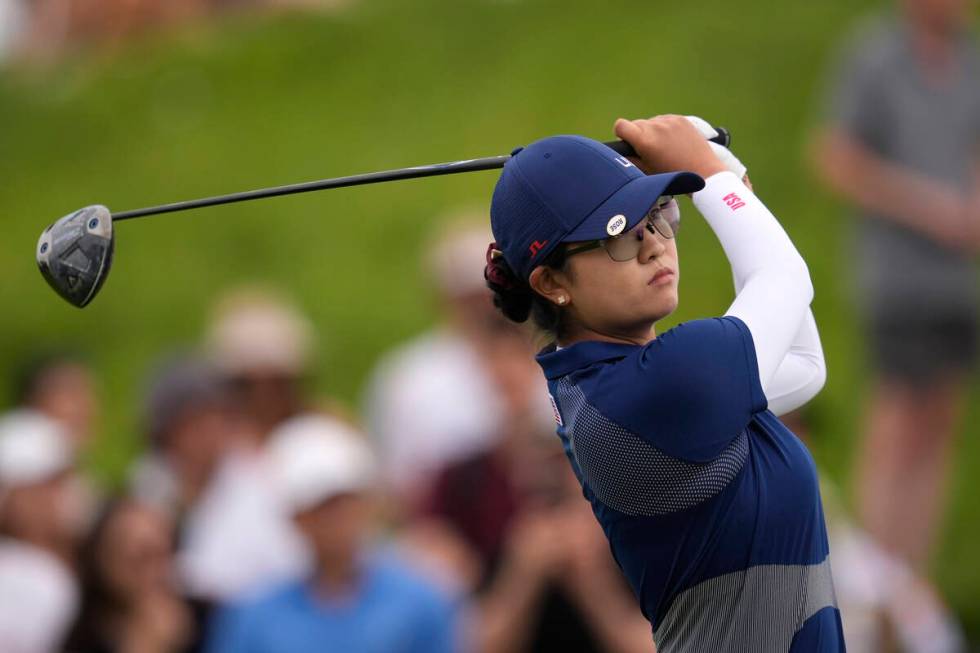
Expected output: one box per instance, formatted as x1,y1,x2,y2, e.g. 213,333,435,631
0,410,72,489
207,287,315,376
266,414,376,514
426,213,493,298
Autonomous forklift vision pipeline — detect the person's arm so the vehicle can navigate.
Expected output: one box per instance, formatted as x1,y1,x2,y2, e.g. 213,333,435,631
471,513,563,653
615,116,813,390
692,172,813,391
761,310,826,416
724,168,826,415
564,573,654,653
812,128,972,251
812,20,976,252
556,505,655,653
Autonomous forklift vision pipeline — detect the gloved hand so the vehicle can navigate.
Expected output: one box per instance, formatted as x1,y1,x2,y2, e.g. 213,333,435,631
684,115,747,180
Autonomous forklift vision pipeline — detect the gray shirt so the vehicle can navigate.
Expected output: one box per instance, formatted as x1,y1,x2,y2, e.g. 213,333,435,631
827,15,980,316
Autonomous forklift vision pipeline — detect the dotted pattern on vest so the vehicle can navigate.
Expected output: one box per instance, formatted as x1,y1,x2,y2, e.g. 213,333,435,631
555,379,749,516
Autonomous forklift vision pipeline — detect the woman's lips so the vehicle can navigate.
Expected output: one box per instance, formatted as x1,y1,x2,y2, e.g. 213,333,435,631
650,268,675,285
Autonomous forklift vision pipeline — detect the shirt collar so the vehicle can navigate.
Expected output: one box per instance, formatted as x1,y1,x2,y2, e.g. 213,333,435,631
536,340,639,380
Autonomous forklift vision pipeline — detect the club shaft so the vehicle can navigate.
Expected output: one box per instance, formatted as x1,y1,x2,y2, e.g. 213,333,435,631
112,155,511,220
110,130,730,222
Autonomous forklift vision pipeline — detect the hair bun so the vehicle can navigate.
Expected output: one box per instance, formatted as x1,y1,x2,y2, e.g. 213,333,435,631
484,243,533,323
484,243,516,291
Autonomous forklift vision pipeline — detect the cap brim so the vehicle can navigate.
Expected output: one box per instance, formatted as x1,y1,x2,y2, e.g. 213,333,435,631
564,171,705,242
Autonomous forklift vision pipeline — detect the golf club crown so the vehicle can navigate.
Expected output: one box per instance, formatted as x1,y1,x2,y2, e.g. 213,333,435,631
36,205,115,308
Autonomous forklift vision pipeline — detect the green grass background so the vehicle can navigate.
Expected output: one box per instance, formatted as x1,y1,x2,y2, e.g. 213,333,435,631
2,0,979,640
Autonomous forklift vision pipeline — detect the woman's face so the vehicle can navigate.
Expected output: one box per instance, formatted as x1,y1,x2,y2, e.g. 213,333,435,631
540,218,680,343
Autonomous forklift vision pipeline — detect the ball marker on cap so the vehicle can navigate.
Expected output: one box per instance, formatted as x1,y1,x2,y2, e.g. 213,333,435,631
606,215,627,236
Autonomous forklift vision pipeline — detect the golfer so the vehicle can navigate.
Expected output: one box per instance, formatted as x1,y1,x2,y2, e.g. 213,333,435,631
484,115,843,651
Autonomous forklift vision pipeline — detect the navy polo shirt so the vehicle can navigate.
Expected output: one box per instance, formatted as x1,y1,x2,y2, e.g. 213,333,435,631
537,316,845,652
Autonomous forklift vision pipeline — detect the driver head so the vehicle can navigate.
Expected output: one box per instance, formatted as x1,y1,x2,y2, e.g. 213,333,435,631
37,205,114,308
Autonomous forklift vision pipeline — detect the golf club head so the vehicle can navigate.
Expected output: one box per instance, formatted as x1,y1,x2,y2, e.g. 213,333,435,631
36,205,115,308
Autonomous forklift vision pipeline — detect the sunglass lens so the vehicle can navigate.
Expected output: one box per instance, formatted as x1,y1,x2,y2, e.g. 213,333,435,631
603,233,643,261
659,198,681,234
650,215,675,239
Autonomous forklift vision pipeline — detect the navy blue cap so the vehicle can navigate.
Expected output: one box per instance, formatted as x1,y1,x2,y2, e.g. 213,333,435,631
490,135,705,280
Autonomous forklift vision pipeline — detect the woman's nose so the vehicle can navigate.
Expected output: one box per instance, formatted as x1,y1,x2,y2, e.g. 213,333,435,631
638,229,667,262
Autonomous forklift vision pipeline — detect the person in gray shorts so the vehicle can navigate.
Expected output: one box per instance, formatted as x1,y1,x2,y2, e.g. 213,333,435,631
814,0,980,572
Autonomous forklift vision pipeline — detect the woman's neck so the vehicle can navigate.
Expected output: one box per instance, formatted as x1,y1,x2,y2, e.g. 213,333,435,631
558,322,656,348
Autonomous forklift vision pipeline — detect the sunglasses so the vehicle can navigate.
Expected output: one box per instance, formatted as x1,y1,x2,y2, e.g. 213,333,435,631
564,196,680,262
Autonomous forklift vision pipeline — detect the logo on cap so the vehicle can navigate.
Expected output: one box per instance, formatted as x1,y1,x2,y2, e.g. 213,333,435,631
606,215,627,236
528,240,549,257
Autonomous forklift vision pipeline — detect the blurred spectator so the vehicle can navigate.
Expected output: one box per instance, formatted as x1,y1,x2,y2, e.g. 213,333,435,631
17,0,208,59
813,0,980,572
781,410,965,652
211,0,353,9
15,352,99,451
408,329,651,653
0,410,79,653
129,355,306,603
169,287,334,602
130,356,245,516
829,506,966,653
64,498,197,653
364,213,551,510
206,286,317,439
5,0,354,63
206,414,462,653
14,352,102,535
0,0,28,61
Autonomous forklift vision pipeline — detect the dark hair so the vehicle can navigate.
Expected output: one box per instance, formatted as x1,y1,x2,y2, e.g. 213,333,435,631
484,245,569,338
63,498,142,652
142,354,234,450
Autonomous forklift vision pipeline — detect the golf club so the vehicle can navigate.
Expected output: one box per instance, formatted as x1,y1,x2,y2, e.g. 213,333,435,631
36,129,731,308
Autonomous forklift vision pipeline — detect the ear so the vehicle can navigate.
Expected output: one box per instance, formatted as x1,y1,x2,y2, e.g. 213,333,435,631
528,265,572,307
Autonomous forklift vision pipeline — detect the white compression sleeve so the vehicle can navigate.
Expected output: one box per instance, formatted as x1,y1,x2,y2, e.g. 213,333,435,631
723,236,826,415
764,310,826,416
692,172,815,392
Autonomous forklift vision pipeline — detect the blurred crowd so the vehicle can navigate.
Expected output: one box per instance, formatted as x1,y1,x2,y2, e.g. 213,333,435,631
0,0,345,63
0,214,655,653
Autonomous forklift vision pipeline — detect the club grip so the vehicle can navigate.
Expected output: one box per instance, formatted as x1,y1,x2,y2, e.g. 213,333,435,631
602,126,731,158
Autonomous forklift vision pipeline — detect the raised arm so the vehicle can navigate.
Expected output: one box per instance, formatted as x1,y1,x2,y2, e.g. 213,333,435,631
615,116,815,394
692,171,814,391
717,185,825,415
684,117,826,414
755,309,825,416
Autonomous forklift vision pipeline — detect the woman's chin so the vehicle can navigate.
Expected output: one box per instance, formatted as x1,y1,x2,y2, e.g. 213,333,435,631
649,291,679,321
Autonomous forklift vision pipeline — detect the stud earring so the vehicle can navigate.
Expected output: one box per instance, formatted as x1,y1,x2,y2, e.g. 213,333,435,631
557,296,567,305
